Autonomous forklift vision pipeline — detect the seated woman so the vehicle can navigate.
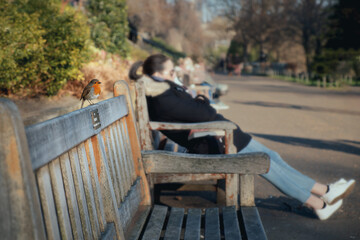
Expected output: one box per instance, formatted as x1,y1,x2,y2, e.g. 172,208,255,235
129,54,355,220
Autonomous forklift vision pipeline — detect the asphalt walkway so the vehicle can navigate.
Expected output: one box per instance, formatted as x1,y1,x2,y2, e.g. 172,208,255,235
160,74,360,239
217,74,360,240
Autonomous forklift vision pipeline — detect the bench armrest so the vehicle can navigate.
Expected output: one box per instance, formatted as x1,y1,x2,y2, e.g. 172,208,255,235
149,121,237,131
141,150,270,174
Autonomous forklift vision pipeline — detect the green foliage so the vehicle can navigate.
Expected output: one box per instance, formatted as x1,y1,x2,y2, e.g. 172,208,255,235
0,0,91,96
87,0,129,57
312,49,360,78
0,2,45,94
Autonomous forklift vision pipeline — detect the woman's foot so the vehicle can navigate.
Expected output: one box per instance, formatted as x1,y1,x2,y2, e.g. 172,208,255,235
315,200,343,220
322,179,356,204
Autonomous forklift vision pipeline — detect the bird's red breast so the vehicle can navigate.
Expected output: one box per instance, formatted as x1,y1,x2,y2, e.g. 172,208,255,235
92,84,101,95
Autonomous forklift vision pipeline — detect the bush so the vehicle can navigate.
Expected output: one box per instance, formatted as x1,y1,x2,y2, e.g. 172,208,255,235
87,0,129,57
0,0,91,96
0,2,45,94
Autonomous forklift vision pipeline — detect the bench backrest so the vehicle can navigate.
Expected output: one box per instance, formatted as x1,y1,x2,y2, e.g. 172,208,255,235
0,93,150,239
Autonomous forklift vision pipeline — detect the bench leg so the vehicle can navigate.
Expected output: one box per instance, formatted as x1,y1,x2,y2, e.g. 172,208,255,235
226,174,239,208
239,174,255,206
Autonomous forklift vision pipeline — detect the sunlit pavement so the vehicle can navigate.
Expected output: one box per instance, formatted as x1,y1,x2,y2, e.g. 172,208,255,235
160,74,360,240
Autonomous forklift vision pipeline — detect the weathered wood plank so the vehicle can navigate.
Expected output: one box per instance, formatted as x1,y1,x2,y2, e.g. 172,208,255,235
108,126,125,201
96,134,126,239
84,138,107,232
142,151,270,174
240,175,255,206
114,80,151,206
114,80,151,205
115,121,132,188
120,119,137,181
205,208,220,240
101,223,116,240
222,206,242,240
26,96,128,170
154,173,225,183
134,80,153,151
149,121,237,131
49,158,73,240
77,143,101,239
101,129,121,207
164,207,185,240
240,207,268,240
59,153,85,240
112,123,131,192
125,206,151,240
118,178,143,231
142,205,168,240
0,99,46,240
37,165,61,240
184,208,201,240
111,123,131,195
226,174,239,207
68,148,93,240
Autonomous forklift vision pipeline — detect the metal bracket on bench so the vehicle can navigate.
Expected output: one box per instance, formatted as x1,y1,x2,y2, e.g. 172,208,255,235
91,109,101,130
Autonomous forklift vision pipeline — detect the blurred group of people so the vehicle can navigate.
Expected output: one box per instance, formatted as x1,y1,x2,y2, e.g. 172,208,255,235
174,57,229,110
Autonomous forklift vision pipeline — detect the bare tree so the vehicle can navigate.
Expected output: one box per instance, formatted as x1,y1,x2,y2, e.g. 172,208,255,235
285,0,334,72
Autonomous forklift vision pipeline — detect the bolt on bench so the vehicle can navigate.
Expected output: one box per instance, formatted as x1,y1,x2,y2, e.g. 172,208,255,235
0,80,269,239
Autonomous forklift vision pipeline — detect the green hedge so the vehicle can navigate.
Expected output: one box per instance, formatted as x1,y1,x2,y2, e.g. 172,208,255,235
0,0,91,96
87,0,129,57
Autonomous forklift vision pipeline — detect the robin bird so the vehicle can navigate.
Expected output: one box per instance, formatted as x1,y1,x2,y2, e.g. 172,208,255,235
80,79,101,108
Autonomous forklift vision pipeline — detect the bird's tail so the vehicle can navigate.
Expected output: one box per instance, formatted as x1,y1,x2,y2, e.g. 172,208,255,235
80,100,84,109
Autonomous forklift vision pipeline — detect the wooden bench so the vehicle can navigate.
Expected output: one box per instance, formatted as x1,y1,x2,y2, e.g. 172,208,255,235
127,78,255,207
0,81,269,239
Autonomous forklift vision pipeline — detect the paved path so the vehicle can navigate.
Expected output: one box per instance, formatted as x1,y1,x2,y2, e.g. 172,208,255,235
216,75,360,240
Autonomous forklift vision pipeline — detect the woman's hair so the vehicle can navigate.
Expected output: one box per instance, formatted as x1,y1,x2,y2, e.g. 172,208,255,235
129,54,169,80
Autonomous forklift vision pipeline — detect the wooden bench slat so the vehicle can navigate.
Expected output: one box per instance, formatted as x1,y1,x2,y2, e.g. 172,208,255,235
59,153,85,240
241,207,268,240
149,121,237,130
222,206,242,240
142,151,270,174
205,208,221,240
49,158,73,240
164,207,185,240
142,205,168,240
26,96,128,170
118,178,143,231
101,129,121,207
115,121,132,189
122,120,137,181
101,222,116,240
108,126,126,201
77,143,101,238
37,165,61,240
111,124,131,195
184,208,201,240
126,206,151,240
68,148,93,239
84,138,107,232
120,119,137,182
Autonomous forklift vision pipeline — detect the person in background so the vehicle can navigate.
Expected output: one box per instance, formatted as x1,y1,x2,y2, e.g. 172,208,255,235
129,54,355,220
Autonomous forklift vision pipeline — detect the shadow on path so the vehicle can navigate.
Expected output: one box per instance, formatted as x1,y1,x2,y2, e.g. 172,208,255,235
256,196,316,219
234,100,360,116
251,133,360,156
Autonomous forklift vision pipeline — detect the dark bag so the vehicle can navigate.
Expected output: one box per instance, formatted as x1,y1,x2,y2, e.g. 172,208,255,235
187,135,225,154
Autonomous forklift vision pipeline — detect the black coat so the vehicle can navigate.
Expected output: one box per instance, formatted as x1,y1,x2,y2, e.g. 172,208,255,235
144,77,251,153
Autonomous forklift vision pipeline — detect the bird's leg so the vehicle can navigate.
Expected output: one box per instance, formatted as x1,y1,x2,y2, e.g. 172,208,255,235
87,100,94,105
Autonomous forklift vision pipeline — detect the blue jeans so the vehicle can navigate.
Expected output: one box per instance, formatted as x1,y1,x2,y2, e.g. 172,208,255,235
238,139,316,203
